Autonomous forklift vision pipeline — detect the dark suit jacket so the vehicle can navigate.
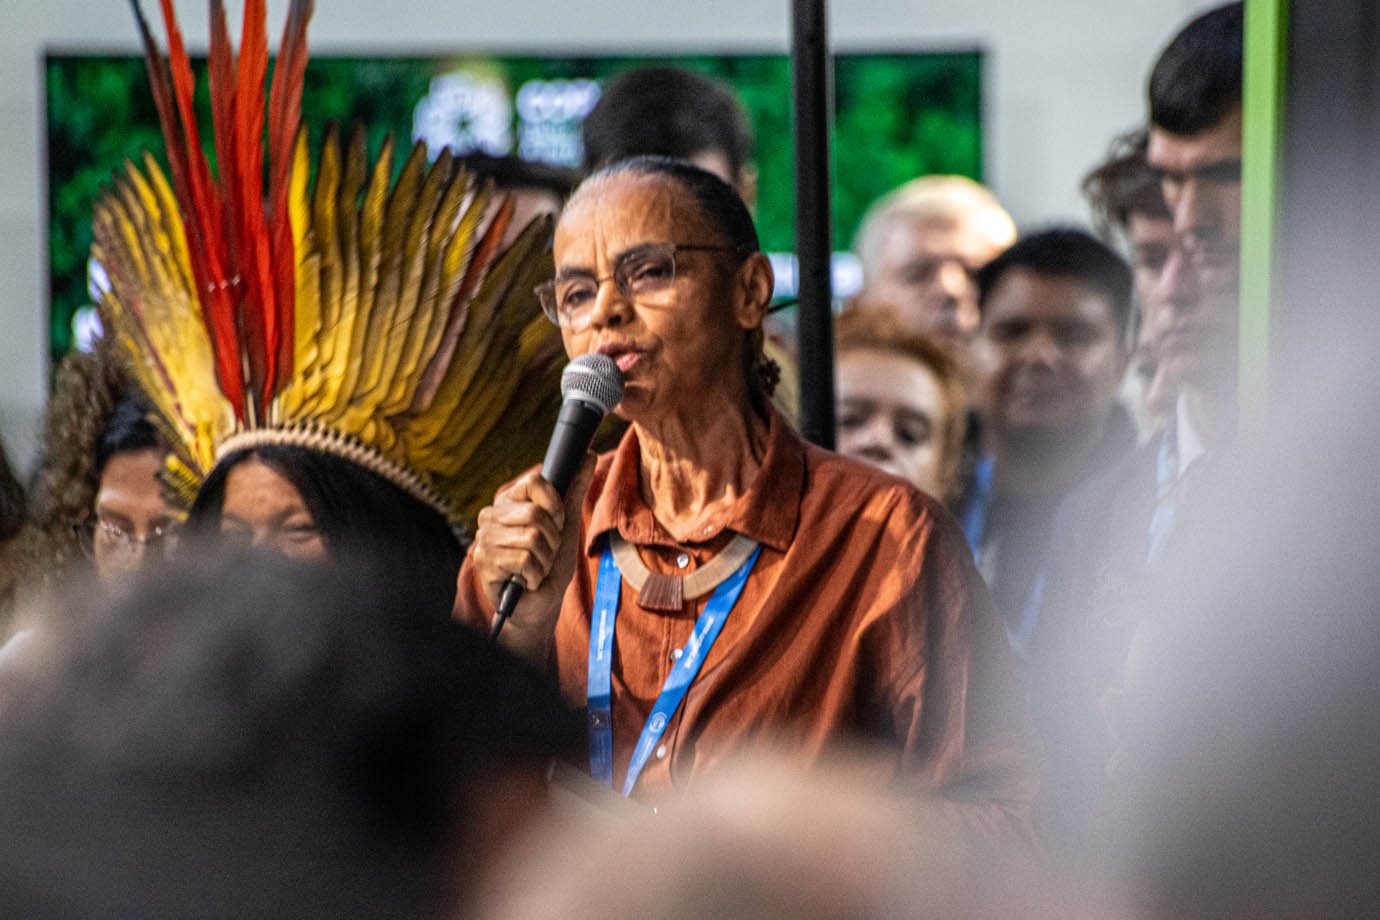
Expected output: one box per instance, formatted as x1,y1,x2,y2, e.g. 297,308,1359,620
1028,432,1163,852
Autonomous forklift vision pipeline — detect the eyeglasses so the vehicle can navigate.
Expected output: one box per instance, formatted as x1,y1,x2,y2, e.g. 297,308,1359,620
74,515,181,563
535,243,750,329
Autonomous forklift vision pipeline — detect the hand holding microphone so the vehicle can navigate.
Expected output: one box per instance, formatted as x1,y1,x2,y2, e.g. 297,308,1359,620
473,353,624,644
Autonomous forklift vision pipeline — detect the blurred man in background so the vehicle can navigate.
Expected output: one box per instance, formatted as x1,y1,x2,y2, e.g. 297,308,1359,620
1032,0,1244,863
852,176,1016,348
581,66,757,207
960,227,1134,664
1082,129,1177,436
1145,1,1243,450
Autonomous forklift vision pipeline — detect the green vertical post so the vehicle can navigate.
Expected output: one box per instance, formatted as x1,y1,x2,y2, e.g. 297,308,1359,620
1239,0,1288,437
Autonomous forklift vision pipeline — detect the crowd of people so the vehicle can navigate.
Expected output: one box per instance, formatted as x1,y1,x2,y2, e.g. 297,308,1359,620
0,1,1373,916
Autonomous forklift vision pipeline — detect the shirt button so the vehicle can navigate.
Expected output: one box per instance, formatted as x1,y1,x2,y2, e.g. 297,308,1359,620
671,647,683,661
676,552,690,569
656,744,668,759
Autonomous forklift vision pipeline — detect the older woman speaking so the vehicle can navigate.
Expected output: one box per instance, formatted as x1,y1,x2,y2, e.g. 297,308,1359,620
458,157,1031,827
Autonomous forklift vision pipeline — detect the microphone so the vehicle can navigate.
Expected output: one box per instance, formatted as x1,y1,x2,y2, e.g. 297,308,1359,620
490,353,624,640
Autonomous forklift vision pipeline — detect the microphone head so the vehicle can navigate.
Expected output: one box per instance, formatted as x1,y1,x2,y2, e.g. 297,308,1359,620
561,353,625,415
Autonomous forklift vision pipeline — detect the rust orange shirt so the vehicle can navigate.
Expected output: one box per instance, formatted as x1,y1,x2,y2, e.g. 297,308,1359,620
457,409,1034,826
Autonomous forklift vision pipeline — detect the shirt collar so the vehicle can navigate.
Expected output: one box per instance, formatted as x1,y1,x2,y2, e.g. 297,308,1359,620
584,405,804,555
1175,389,1209,480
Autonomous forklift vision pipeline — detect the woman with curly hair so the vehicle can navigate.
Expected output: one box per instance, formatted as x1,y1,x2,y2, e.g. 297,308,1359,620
0,337,175,630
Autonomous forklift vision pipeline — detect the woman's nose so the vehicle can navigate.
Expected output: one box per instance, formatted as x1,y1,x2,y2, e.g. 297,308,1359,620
588,278,632,328
856,411,897,452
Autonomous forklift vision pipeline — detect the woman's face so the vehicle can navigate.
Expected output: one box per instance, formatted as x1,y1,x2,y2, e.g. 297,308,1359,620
836,348,953,499
92,447,179,580
552,173,771,423
218,457,327,560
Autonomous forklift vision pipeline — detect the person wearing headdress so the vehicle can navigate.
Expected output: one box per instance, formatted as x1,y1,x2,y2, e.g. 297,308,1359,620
94,0,564,617
459,156,1035,839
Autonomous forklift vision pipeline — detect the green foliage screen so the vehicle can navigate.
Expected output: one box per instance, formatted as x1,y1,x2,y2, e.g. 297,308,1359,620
45,50,981,361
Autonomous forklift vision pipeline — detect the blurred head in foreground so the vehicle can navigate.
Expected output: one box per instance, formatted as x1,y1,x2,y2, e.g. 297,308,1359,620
834,306,968,502
1075,337,1380,914
0,550,578,919
470,756,1067,920
853,176,1016,346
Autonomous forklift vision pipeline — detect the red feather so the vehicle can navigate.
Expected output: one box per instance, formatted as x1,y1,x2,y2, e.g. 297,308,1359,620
133,0,314,423
267,0,312,397
411,192,517,414
146,0,246,422
232,0,272,419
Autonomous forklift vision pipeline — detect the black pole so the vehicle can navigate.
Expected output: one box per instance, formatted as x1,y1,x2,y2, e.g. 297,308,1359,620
791,0,835,449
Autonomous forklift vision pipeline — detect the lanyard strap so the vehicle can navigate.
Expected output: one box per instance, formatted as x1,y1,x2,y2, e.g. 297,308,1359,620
961,453,1046,661
961,453,997,552
586,546,622,790
1147,425,1180,567
587,538,762,796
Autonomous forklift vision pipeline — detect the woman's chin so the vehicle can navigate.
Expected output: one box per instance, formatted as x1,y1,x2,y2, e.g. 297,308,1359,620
614,386,660,424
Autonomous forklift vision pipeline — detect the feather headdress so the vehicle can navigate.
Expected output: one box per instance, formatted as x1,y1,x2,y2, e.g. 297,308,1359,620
93,0,563,528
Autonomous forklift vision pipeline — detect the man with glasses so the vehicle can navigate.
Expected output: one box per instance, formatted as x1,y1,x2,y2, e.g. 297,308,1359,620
83,396,180,581
1031,1,1244,861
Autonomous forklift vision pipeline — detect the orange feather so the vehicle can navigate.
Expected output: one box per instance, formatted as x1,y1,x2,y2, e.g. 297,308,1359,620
148,0,245,421
267,0,312,397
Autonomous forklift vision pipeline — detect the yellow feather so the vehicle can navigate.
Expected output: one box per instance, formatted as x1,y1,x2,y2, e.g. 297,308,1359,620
279,129,320,419
311,130,371,421
319,134,391,427
93,157,234,480
370,146,453,418
443,335,562,524
378,151,468,416
403,219,552,472
307,129,343,389
341,140,427,430
289,129,317,370
142,151,196,294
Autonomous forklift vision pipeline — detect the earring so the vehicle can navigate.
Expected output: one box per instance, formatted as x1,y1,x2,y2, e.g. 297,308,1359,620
755,354,782,397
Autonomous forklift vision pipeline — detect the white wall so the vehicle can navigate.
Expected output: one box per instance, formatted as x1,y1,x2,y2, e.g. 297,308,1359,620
0,0,1211,464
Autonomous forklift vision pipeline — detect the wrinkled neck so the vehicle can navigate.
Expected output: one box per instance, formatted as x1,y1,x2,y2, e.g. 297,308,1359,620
635,400,769,542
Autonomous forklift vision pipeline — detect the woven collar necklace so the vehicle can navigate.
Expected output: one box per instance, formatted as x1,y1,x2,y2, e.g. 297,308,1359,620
608,533,760,612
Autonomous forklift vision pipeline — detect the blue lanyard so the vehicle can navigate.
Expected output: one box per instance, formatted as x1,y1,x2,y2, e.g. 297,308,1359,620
961,453,996,552
961,453,1043,661
586,538,761,797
